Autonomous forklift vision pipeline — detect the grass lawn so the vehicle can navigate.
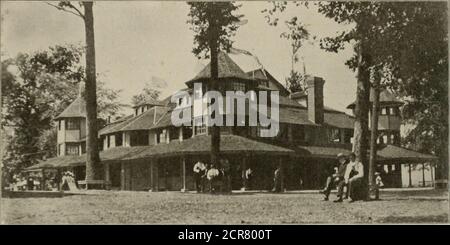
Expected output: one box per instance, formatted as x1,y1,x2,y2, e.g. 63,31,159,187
1,189,448,224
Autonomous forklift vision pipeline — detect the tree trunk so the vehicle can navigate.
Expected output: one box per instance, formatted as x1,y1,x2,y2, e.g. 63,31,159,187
83,2,101,181
209,41,220,167
368,68,381,199
352,41,371,199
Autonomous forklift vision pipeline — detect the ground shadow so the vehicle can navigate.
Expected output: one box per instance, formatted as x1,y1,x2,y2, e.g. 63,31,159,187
379,214,448,223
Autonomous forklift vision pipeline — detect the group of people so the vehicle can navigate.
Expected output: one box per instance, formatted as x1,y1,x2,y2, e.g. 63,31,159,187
320,152,366,202
193,159,232,194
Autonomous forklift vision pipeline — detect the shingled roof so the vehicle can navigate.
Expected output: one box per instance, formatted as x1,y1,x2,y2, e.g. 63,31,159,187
347,89,404,109
377,145,437,163
25,135,293,170
123,134,293,160
186,52,253,85
120,106,169,131
55,97,86,119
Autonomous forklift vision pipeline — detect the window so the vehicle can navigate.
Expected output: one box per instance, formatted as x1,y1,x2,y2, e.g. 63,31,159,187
135,108,139,116
130,130,149,146
58,120,61,131
226,82,246,91
195,124,207,135
390,107,399,116
66,144,79,155
328,128,341,143
66,119,80,130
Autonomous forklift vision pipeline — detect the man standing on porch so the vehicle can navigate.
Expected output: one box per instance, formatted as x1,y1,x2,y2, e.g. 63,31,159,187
193,161,206,193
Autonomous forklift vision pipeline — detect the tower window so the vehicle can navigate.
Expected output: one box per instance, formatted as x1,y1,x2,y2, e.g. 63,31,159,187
66,119,80,130
66,144,79,155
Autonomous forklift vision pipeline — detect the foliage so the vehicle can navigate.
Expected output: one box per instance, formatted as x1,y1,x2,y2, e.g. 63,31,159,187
187,2,243,59
263,2,449,180
1,45,123,173
285,70,304,93
130,83,161,107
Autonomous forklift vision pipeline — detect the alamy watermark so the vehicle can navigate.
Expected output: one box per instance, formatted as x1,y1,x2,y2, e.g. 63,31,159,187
171,83,280,137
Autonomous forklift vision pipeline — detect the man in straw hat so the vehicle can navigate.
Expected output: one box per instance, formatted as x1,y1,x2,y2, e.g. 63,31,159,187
320,153,348,201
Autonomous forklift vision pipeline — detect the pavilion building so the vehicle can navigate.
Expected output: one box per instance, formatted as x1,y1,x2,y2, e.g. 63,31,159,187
25,51,437,191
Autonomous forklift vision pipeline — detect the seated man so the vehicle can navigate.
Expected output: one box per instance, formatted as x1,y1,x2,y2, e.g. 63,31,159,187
321,153,347,201
347,153,364,202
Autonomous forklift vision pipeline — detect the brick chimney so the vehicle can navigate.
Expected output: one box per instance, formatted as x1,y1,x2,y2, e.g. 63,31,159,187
306,76,325,124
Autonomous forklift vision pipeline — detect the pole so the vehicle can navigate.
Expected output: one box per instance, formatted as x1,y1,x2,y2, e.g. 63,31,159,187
408,163,412,187
369,68,381,198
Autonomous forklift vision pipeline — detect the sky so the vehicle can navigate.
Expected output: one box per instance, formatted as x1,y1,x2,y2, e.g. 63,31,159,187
1,1,357,115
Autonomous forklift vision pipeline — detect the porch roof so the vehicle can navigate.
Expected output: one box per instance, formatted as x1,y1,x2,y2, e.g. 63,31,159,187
377,145,437,163
24,135,293,170
122,134,294,160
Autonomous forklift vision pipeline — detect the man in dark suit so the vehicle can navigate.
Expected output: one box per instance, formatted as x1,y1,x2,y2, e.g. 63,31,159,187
320,153,348,201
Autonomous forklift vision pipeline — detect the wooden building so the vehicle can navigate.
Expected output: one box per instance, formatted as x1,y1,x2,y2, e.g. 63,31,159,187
25,51,437,191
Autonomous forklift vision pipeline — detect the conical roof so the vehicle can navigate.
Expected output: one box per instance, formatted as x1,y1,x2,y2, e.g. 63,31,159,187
55,97,86,119
186,52,253,85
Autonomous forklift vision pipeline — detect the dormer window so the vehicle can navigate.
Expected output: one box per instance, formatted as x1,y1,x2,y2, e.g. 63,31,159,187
135,108,139,116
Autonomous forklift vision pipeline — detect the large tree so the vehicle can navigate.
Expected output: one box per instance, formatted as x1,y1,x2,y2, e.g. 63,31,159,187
187,2,243,166
263,1,449,194
1,45,122,180
46,1,101,181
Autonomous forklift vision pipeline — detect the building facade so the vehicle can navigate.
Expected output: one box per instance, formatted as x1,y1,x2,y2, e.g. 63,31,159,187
26,51,437,191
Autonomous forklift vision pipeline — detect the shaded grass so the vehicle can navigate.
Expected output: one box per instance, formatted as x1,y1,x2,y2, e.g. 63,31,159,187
1,189,447,224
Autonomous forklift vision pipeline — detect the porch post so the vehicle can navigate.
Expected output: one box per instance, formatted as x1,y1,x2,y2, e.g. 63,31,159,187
179,127,184,142
181,157,187,192
279,157,285,192
154,159,159,191
422,162,426,187
104,162,111,190
120,162,125,190
408,163,412,187
430,162,435,187
241,156,247,191
149,160,154,192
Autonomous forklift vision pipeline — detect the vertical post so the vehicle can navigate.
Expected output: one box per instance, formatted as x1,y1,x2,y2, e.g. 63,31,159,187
41,169,46,191
241,157,247,191
179,127,184,142
279,157,285,192
422,162,426,187
120,162,125,190
408,163,412,187
430,162,435,188
104,162,110,190
154,159,159,191
180,157,186,192
149,160,154,191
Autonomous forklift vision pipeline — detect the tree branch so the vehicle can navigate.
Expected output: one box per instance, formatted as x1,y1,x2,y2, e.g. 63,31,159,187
44,2,84,19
